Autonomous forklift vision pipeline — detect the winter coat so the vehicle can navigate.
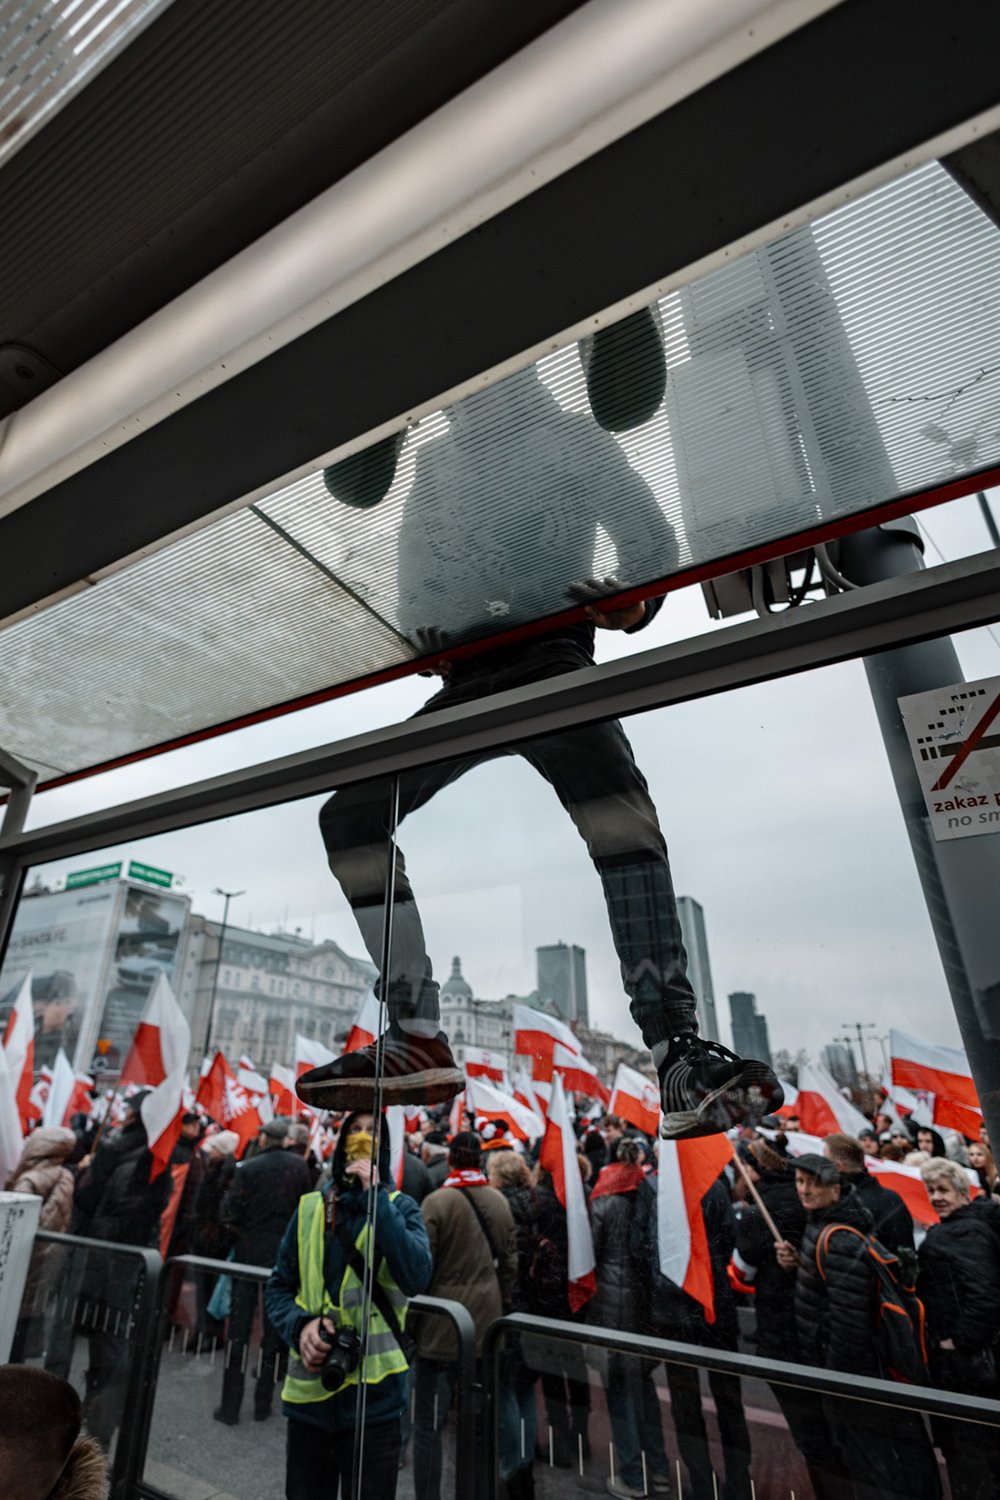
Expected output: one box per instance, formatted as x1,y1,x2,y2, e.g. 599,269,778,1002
630,1172,738,1350
8,1126,76,1320
918,1197,1000,1393
794,1189,878,1376
733,1165,805,1361
191,1154,237,1260
164,1134,206,1256
401,1149,432,1205
529,1180,580,1323
74,1120,171,1248
220,1142,313,1267
499,1183,538,1315
586,1184,642,1332
841,1168,914,1256
418,1181,518,1358
424,1154,450,1191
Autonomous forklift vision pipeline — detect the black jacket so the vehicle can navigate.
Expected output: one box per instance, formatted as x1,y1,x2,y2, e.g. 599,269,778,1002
221,1143,313,1266
733,1165,805,1361
587,1186,641,1332
841,1169,914,1256
500,1183,538,1315
918,1198,1000,1367
630,1172,738,1350
74,1119,171,1248
794,1189,877,1376
191,1154,237,1259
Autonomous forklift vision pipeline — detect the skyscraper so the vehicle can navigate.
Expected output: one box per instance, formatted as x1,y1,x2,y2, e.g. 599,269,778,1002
728,990,772,1066
536,942,588,1025
676,896,719,1040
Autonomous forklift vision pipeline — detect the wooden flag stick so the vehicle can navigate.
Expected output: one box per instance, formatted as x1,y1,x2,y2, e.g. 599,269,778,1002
730,1141,783,1244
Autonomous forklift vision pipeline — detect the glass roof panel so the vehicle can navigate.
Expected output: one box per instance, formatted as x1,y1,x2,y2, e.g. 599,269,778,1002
3,158,1000,781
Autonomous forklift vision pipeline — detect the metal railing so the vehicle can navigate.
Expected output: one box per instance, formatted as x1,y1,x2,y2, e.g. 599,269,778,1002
482,1313,1000,1499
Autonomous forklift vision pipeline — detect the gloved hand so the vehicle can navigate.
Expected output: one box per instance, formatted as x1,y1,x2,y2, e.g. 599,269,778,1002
566,576,646,631
412,627,453,676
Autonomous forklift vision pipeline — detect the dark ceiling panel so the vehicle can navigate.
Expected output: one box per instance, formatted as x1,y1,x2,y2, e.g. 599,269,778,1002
0,0,586,407
2,0,1000,624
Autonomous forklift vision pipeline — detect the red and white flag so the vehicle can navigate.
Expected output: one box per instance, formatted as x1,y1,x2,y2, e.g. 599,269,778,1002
864,1157,939,1226
270,1063,297,1117
0,1032,24,1180
121,976,184,1088
195,1050,234,1121
222,1075,264,1157
539,1073,595,1311
344,988,384,1054
138,975,192,1180
512,1066,548,1119
796,1063,871,1138
3,971,35,1130
28,1067,51,1125
387,1106,406,1188
295,1033,337,1077
42,1048,76,1131
448,1089,467,1139
513,1003,580,1083
63,1072,96,1126
608,1063,661,1136
466,1076,545,1143
551,1043,610,1105
890,1030,981,1137
463,1046,506,1085
774,1081,799,1119
657,1133,732,1322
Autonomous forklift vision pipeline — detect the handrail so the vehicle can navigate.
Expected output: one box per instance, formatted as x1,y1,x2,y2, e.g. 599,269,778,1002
131,1252,478,1500
481,1312,1000,1498
34,1230,163,1500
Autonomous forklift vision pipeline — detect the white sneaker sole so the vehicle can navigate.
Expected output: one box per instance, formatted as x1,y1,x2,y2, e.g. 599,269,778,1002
297,1065,464,1110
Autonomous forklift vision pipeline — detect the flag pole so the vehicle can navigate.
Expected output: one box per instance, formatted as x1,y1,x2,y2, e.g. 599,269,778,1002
729,1142,784,1244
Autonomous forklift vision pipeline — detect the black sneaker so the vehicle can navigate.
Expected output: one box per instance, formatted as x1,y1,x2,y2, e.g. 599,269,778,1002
296,1027,463,1110
658,1038,784,1140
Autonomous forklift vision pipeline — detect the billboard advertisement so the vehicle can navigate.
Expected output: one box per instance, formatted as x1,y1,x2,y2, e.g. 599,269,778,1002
0,880,190,1078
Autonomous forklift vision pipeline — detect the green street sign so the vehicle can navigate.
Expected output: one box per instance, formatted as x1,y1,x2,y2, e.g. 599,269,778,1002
66,862,122,889
127,860,174,890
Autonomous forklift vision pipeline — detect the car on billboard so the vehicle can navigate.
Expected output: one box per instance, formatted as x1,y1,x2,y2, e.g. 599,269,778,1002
116,954,174,990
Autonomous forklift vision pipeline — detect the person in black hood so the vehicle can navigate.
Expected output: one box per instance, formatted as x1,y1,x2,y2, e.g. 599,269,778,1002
823,1133,914,1257
916,1126,948,1159
265,1109,431,1500
918,1157,1000,1499
776,1155,938,1500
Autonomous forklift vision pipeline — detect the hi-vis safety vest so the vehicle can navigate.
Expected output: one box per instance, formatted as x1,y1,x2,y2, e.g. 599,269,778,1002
282,1190,411,1404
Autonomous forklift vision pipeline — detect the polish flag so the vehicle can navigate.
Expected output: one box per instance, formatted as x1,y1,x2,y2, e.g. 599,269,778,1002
344,988,384,1054
449,1089,467,1139
512,1066,549,1119
864,1157,939,1227
222,1075,264,1157
195,1050,234,1121
270,1063,298,1117
121,977,182,1088
551,1043,610,1105
28,1067,51,1126
3,972,35,1129
796,1063,871,1138
608,1063,661,1136
890,1030,982,1137
513,1004,580,1082
657,1133,732,1322
238,1053,256,1072
539,1073,595,1311
404,1106,423,1135
42,1048,76,1130
62,1072,96,1126
138,975,192,1180
0,1038,24,1181
238,1068,273,1125
295,1034,337,1077
466,1077,545,1142
463,1046,506,1084
775,1082,799,1119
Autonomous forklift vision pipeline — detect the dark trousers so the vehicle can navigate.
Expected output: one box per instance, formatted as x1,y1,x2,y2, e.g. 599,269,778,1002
285,1415,401,1500
220,1277,285,1420
665,1364,752,1500
319,644,698,1052
412,1356,483,1500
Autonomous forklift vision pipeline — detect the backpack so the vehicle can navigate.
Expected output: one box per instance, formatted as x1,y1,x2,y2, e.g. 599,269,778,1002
815,1222,928,1384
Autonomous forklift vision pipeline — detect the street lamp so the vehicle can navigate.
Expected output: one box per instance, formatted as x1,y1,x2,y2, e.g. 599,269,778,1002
204,887,245,1057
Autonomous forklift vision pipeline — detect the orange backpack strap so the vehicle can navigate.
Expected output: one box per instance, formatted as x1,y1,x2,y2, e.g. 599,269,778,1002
814,1221,866,1279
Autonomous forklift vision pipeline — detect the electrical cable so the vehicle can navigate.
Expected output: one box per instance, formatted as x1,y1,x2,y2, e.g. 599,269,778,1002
814,542,860,593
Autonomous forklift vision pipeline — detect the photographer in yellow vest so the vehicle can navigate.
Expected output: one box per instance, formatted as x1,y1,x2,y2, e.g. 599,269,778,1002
265,1109,432,1500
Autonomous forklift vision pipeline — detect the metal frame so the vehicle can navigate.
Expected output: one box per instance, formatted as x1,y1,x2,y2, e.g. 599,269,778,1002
32,1229,163,1500
482,1313,1000,1499
0,549,997,931
131,1254,478,1500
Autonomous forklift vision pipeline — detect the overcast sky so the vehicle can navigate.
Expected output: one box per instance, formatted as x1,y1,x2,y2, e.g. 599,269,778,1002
19,490,1000,1067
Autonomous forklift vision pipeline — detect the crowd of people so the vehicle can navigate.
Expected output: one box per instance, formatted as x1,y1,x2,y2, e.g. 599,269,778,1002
5,1081,1000,1500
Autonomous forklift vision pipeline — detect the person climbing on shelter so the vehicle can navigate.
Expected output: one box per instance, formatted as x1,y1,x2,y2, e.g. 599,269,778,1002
298,328,781,1140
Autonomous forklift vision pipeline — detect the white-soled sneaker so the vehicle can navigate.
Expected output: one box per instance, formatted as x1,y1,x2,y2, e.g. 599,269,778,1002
658,1038,784,1140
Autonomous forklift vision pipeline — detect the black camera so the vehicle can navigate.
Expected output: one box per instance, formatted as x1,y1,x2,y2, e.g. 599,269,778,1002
317,1321,362,1391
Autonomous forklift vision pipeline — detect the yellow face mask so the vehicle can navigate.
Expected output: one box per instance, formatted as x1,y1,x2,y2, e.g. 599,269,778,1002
344,1130,374,1165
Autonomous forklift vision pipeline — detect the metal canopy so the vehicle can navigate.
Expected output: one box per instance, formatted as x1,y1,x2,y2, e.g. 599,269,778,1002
3,156,1000,783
